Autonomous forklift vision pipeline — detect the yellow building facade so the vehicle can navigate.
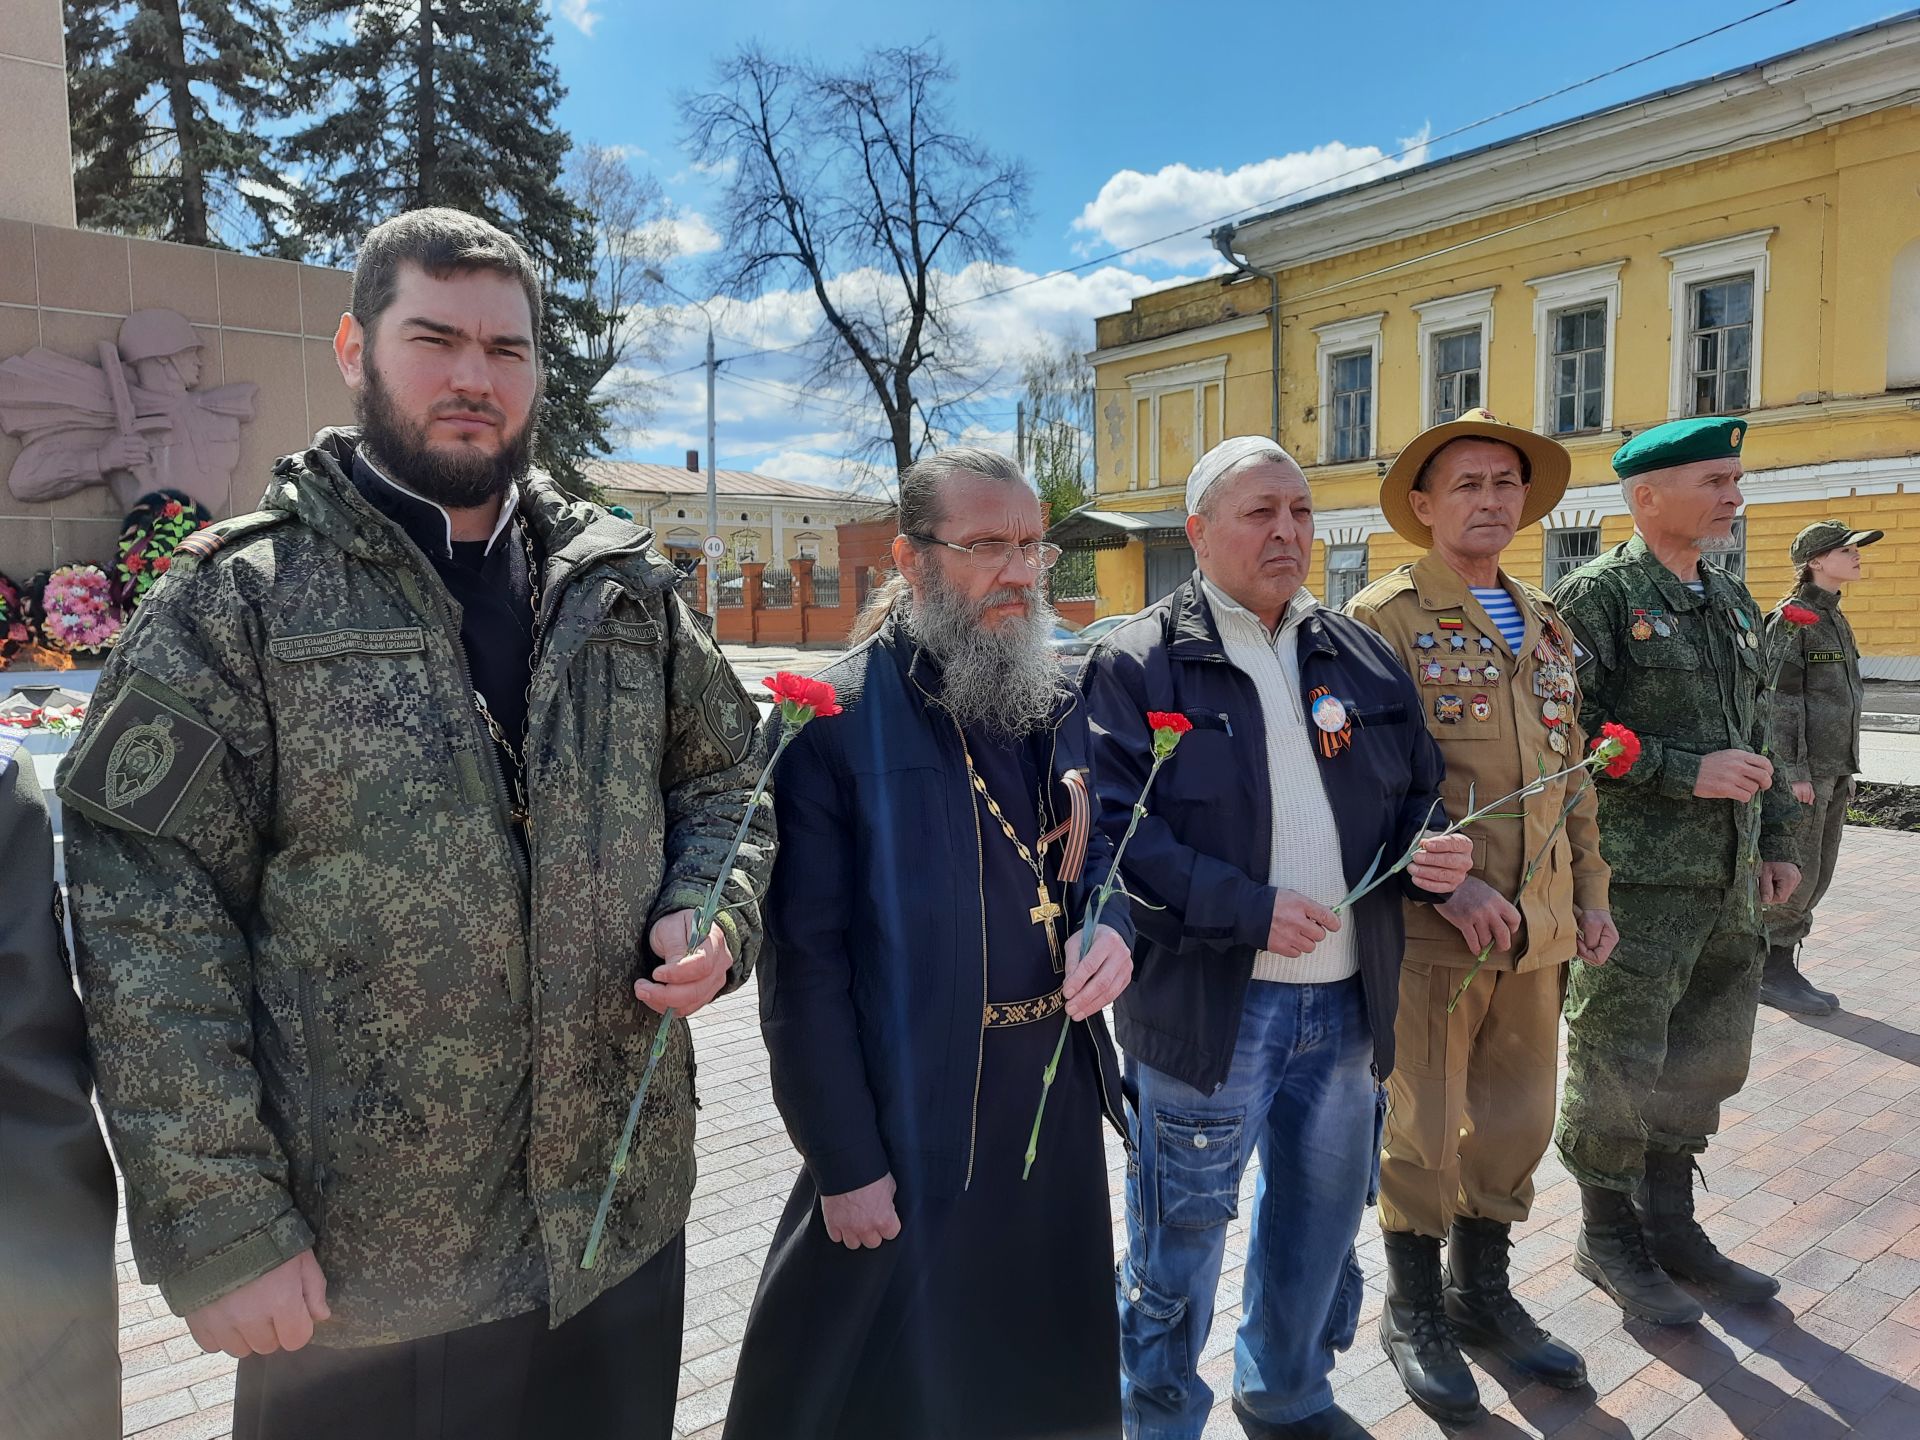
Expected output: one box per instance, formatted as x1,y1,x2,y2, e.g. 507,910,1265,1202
1077,17,1920,675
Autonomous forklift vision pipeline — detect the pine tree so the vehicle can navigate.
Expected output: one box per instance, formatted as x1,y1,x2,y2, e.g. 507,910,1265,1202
280,0,609,494
64,0,298,253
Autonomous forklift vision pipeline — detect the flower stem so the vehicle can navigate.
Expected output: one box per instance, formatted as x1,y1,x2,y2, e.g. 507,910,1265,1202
1023,752,1167,1181
1446,944,1496,1015
581,724,792,1270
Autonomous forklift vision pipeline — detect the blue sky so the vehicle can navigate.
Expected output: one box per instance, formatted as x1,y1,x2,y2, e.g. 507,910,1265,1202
542,0,1907,490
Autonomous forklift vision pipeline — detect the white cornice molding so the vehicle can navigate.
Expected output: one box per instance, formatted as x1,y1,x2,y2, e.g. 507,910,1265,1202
1231,21,1920,272
1089,313,1267,369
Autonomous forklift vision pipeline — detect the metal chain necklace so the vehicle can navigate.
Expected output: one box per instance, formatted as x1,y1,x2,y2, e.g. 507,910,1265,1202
956,728,1064,973
469,519,543,829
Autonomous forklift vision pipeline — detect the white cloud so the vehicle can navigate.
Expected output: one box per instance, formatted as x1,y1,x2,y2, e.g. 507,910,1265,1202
636,210,722,260
1072,129,1432,269
553,0,601,37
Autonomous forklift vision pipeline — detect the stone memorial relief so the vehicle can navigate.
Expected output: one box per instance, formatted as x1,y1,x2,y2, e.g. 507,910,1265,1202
0,308,258,514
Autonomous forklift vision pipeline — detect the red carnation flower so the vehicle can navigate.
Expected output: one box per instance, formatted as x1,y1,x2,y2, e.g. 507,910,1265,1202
1780,603,1819,628
1591,721,1642,779
762,671,841,720
163,500,183,518
123,551,145,574
1146,711,1192,735
153,556,171,573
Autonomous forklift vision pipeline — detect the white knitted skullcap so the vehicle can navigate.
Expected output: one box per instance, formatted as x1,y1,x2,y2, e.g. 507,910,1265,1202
1185,435,1302,516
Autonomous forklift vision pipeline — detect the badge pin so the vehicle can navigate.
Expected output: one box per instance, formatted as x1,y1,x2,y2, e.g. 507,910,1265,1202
1745,631,1759,650
1478,635,1496,652
1549,730,1568,755
1449,634,1467,651
1457,663,1475,683
1482,663,1500,682
1415,632,1436,651
1653,618,1673,638
1422,659,1445,684
1470,693,1492,721
1631,618,1654,642
1541,699,1560,722
1311,693,1349,734
1434,694,1463,724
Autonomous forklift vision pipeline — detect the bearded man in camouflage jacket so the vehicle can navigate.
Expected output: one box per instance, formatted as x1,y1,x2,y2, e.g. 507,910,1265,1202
57,210,772,1440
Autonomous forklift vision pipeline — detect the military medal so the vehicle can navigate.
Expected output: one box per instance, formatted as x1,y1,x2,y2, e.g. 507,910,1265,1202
1435,693,1463,724
1630,610,1654,642
1478,635,1496,652
1549,730,1568,754
1482,662,1500,682
1449,635,1467,651
1653,617,1673,638
1415,632,1436,650
1422,659,1445,684
1470,693,1491,721
1456,662,1475,683
1541,699,1560,722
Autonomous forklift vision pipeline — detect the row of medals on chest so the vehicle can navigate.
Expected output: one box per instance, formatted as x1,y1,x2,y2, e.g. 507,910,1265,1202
1415,623,1579,754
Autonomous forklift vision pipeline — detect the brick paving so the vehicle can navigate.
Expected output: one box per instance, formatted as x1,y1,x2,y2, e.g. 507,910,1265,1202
113,824,1920,1437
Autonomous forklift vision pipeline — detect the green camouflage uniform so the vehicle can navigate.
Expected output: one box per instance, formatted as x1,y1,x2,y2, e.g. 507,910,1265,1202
1763,582,1861,947
1549,533,1800,1192
57,428,772,1346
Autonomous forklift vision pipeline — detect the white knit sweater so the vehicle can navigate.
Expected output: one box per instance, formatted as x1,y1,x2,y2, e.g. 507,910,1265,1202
1201,579,1359,985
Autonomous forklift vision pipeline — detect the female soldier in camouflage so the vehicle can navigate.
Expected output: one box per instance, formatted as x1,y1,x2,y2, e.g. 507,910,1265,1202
1762,519,1882,1015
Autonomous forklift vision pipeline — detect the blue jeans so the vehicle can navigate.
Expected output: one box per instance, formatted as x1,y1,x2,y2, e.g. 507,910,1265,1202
1118,977,1383,1439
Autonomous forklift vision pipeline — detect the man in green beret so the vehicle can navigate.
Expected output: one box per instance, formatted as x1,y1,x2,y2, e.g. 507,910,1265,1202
1550,416,1803,1327
1760,519,1882,1015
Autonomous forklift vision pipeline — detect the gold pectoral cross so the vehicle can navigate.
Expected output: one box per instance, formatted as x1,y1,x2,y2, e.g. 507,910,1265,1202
1033,887,1064,971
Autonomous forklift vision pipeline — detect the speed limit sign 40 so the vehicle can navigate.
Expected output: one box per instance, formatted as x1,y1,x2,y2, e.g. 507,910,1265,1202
701,535,726,560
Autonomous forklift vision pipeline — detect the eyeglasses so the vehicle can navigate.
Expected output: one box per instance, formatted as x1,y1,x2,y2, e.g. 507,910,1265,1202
907,534,1064,572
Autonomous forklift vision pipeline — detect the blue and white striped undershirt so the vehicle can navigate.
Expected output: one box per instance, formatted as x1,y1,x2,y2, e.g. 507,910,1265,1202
1469,586,1526,652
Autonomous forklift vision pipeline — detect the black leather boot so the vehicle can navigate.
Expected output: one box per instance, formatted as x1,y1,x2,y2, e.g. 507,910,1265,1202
1638,1150,1781,1303
1379,1230,1480,1422
1444,1217,1587,1388
1574,1182,1703,1325
1232,1398,1373,1439
1759,943,1838,1015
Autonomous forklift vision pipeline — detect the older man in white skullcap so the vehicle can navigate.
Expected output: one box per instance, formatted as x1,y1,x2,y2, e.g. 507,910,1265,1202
1084,438,1470,1440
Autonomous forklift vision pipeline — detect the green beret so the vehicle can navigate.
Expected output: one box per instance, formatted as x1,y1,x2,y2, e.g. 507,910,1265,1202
1790,518,1883,566
1611,416,1747,480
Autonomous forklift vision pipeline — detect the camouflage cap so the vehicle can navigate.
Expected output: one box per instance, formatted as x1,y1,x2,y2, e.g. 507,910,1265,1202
1790,519,1883,566
1611,416,1746,480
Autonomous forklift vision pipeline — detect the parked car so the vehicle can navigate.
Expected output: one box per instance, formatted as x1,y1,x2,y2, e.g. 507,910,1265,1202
1047,612,1136,659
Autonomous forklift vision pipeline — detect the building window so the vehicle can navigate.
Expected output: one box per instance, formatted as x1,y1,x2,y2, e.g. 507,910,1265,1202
1549,304,1607,434
1685,277,1753,415
1312,312,1384,465
1327,351,1373,463
1664,229,1771,420
1544,526,1601,589
1414,288,1495,430
1528,262,1623,436
1431,329,1482,423
1127,356,1228,490
1709,517,1747,580
1325,543,1368,609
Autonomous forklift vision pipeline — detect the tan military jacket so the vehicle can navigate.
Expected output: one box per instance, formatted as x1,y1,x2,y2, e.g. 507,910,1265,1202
1347,551,1609,973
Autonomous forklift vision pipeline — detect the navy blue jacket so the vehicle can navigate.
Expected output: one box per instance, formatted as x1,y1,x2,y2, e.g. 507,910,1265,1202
760,618,1133,1199
1081,576,1447,1089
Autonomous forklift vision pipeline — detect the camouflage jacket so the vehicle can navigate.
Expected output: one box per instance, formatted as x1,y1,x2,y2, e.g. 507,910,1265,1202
1765,582,1862,783
1552,533,1799,889
57,428,772,1345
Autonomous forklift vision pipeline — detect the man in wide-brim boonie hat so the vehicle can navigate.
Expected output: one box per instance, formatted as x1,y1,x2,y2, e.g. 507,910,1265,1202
1379,407,1571,548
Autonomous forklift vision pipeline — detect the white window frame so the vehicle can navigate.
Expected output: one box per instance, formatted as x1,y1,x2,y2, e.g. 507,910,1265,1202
1126,356,1228,490
1312,312,1385,465
1413,288,1497,429
1325,542,1369,609
1528,261,1623,436
1663,229,1772,420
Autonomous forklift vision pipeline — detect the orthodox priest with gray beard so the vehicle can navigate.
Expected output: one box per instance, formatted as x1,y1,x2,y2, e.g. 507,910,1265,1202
724,448,1137,1440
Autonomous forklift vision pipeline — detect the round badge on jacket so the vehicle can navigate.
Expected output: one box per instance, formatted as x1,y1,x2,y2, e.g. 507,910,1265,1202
1311,694,1349,734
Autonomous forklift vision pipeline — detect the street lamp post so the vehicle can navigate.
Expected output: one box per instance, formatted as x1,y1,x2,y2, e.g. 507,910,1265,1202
645,269,721,620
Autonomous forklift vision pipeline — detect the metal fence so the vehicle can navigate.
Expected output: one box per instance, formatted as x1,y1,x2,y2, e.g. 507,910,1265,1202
760,565,794,608
1050,551,1097,602
716,562,744,608
810,566,841,608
